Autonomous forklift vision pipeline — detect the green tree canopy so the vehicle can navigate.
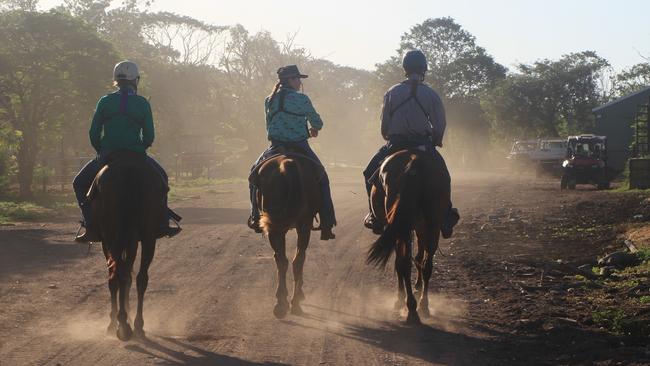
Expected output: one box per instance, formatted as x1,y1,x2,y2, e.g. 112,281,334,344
0,10,118,198
482,51,610,143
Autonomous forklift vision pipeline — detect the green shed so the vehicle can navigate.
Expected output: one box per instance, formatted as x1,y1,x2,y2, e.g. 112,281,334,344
593,86,650,172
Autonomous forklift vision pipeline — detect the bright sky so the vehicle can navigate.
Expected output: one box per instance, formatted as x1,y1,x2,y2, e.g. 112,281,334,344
41,0,650,72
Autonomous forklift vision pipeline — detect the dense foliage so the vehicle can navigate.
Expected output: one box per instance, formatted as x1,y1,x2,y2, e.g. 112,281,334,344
0,0,648,196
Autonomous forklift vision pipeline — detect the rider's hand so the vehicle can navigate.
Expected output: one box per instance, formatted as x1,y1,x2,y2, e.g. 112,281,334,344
309,128,319,138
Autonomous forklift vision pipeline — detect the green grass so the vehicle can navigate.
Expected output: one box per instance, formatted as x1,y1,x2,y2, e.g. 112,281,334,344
0,201,52,223
639,296,650,304
592,309,627,335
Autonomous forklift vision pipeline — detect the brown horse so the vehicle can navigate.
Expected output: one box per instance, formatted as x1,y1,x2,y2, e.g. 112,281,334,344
366,149,449,325
88,150,165,340
251,153,320,318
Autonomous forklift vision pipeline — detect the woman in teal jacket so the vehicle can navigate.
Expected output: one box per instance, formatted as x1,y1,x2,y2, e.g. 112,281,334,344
73,60,181,242
248,65,336,240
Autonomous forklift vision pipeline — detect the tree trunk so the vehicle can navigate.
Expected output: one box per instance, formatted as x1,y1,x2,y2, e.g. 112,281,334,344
17,128,38,200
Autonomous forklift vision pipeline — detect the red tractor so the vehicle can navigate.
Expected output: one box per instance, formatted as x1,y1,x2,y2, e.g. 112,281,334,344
560,135,610,190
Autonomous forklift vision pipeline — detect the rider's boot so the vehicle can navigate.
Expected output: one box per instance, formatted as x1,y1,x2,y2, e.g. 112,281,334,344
441,207,460,239
159,207,182,238
320,226,335,240
74,202,101,243
247,215,263,233
363,212,384,235
75,220,101,243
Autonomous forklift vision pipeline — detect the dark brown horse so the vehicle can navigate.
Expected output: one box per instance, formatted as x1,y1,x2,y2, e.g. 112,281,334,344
251,153,320,318
366,149,449,324
88,150,165,340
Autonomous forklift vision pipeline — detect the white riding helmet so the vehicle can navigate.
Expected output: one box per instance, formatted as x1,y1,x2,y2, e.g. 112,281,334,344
113,60,140,81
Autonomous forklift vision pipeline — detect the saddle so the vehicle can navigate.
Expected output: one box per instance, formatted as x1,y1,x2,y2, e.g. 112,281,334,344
86,150,152,201
248,146,325,186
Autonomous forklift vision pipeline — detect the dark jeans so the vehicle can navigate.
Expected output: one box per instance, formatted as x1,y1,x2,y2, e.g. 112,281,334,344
249,140,336,228
363,137,452,211
72,153,170,227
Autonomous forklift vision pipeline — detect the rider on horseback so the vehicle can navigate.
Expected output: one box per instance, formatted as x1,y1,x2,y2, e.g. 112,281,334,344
248,65,336,240
73,60,182,243
363,50,459,238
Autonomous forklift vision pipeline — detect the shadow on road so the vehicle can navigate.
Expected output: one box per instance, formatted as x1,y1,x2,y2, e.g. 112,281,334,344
124,335,289,366
0,227,89,281
174,207,249,225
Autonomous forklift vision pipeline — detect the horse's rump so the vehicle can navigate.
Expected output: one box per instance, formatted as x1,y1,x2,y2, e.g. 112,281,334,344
256,154,320,233
367,149,447,267
90,151,165,244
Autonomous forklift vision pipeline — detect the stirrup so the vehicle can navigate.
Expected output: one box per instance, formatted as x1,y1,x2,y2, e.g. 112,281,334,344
247,215,263,233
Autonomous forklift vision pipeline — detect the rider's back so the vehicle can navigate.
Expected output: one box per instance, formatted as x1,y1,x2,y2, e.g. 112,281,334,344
89,91,154,154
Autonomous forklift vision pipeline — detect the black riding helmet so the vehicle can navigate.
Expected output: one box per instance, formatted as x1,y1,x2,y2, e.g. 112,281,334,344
402,50,428,76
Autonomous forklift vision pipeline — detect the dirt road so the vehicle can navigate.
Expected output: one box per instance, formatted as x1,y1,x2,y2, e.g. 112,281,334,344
1,170,648,365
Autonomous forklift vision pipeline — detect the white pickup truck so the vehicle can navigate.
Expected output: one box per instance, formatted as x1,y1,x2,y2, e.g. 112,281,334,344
529,139,567,174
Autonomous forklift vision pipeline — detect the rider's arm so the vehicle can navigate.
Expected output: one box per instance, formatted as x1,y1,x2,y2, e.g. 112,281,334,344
141,99,154,148
428,91,446,147
295,94,323,130
380,92,390,140
89,97,105,152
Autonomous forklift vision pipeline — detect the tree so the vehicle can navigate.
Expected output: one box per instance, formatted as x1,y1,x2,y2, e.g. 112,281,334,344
376,17,506,102
614,62,650,97
482,51,610,144
0,10,118,198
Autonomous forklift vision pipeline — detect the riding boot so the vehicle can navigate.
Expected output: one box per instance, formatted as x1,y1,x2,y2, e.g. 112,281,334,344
157,195,182,238
316,173,336,240
248,184,262,233
441,207,460,239
74,201,101,243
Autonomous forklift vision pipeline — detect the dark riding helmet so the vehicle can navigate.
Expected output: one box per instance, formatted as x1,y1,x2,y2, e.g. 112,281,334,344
402,50,428,76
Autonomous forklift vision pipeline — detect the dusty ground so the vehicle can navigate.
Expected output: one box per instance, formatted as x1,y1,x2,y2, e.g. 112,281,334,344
0,170,649,366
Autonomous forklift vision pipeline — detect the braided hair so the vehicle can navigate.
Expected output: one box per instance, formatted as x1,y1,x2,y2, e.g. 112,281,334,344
266,78,290,115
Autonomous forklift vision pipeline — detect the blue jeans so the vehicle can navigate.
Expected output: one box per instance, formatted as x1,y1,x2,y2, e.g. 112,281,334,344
72,153,169,227
363,138,451,210
250,140,336,228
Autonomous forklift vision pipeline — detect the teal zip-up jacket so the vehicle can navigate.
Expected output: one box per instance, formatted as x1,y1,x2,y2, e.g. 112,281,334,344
89,88,154,154
265,87,323,142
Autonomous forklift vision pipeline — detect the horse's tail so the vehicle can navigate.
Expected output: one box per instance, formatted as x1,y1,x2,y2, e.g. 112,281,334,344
367,154,422,268
115,164,138,267
260,158,301,231
281,158,301,218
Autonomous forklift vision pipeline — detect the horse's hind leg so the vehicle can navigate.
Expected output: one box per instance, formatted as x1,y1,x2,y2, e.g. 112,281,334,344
134,239,156,338
269,231,290,319
394,255,406,311
396,240,420,325
102,244,118,333
116,243,137,341
291,224,311,315
414,233,425,293
419,230,439,319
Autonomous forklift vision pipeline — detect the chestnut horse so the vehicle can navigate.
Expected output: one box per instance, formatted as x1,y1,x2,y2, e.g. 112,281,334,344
88,150,165,340
366,149,449,324
251,153,320,318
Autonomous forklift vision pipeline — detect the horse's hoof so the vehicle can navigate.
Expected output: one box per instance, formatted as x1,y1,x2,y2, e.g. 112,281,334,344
134,327,146,340
293,291,305,302
418,306,431,319
290,304,304,316
406,312,422,325
273,303,288,319
117,323,133,341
